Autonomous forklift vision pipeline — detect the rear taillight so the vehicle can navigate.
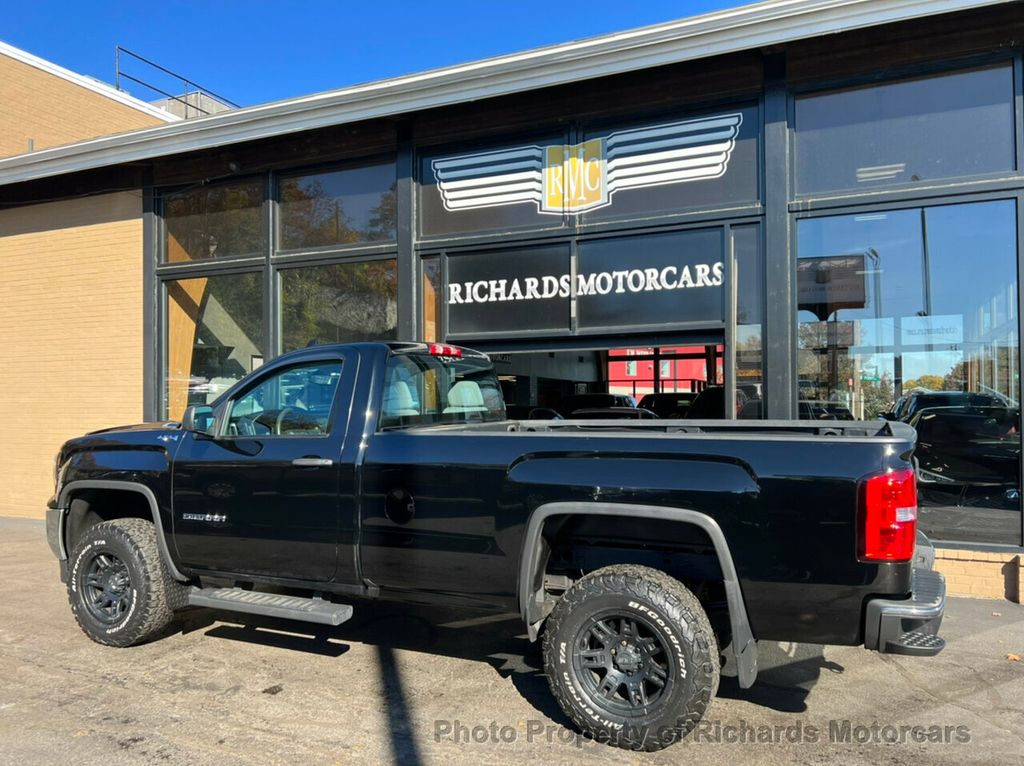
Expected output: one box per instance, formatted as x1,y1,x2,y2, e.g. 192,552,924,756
428,343,462,358
861,468,917,561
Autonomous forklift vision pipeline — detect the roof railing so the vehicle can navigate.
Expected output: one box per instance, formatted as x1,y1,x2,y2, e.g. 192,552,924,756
114,45,239,118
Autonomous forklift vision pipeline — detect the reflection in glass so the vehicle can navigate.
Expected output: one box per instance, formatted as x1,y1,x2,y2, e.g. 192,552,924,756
280,260,398,352
279,163,396,249
164,180,263,262
797,200,1020,545
795,64,1014,195
165,273,264,420
422,258,441,342
734,225,763,413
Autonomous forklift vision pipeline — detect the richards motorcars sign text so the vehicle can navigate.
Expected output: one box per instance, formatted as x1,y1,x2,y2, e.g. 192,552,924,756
447,262,724,305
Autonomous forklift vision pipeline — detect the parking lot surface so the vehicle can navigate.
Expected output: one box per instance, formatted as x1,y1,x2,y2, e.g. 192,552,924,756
1,516,1022,766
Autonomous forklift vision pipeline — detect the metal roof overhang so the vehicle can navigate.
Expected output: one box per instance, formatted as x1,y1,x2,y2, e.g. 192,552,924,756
0,0,1012,187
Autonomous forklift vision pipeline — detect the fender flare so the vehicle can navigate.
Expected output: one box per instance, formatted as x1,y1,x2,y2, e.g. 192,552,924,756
58,479,189,582
517,500,758,689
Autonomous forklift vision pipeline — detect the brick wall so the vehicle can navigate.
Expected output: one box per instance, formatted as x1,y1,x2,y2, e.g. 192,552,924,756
0,192,145,518
935,548,1022,602
0,53,166,158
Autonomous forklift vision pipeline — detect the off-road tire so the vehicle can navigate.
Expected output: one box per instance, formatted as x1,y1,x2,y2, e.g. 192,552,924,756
542,564,719,751
67,518,187,647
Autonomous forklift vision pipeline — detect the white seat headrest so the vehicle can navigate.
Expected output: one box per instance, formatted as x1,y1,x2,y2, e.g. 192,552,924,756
384,380,419,417
443,380,487,413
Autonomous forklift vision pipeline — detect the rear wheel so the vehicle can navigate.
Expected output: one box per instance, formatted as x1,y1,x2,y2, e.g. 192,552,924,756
542,564,719,751
67,518,186,647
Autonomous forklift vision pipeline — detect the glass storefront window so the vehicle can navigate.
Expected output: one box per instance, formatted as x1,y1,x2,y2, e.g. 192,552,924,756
797,200,1020,545
279,163,396,250
163,180,263,262
794,64,1015,195
165,272,264,420
734,224,763,415
280,259,398,352
422,258,442,342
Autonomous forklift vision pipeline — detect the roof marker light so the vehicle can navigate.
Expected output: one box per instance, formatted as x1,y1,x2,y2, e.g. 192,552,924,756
428,343,462,358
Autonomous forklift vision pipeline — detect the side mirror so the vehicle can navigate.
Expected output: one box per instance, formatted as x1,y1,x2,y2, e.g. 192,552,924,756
878,411,896,421
181,405,215,434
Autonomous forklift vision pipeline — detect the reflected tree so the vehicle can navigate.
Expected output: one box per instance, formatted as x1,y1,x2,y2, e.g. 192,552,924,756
165,181,263,261
281,261,398,352
280,171,397,249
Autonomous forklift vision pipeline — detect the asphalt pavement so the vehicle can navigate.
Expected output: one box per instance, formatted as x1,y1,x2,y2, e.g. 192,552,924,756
1,516,1022,766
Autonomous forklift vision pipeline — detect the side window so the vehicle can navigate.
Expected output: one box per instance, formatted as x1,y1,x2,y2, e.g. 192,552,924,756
225,360,342,437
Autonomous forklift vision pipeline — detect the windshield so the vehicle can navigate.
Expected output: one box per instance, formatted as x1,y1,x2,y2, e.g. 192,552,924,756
380,351,506,429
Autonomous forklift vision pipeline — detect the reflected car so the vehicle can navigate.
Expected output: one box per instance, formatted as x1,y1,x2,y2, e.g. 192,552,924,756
883,390,1005,422
570,407,660,419
910,406,1021,512
737,383,762,401
505,405,563,420
738,400,855,420
805,401,855,420
556,393,637,416
685,387,748,419
637,392,699,419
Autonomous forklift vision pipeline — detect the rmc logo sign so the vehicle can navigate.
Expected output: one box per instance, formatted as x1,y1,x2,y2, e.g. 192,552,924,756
431,112,742,215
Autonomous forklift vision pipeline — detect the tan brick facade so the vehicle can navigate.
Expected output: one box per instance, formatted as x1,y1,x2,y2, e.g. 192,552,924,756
0,192,145,518
935,548,1022,602
0,52,168,159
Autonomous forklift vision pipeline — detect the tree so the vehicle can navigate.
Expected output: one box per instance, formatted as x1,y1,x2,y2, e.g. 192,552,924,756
862,374,895,419
903,374,946,391
367,182,397,240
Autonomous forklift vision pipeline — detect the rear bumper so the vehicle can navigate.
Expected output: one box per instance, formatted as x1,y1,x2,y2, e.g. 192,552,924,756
863,567,946,656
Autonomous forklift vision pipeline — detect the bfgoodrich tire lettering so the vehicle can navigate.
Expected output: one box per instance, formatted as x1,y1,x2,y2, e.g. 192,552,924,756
67,518,185,647
542,564,719,751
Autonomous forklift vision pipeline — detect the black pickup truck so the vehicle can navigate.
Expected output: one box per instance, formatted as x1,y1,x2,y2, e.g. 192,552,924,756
47,342,945,751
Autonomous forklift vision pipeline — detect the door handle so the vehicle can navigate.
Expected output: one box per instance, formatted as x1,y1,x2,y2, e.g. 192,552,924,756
291,457,334,467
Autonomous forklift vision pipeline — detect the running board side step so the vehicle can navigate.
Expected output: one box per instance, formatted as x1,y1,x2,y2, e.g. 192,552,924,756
187,587,353,626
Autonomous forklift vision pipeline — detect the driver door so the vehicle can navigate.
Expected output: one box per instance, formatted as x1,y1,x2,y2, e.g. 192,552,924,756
172,351,355,582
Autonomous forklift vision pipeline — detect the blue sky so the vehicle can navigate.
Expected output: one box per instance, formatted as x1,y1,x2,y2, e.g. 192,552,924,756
4,1,744,107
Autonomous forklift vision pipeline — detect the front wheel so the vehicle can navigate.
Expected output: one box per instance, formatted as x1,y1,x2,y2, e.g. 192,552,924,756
542,564,719,751
67,518,185,647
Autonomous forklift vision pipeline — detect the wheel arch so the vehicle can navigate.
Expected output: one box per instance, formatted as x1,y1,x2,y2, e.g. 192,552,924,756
517,501,758,689
58,480,188,583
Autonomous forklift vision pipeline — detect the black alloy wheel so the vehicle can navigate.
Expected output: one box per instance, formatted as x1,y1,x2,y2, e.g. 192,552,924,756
81,551,134,625
572,611,674,714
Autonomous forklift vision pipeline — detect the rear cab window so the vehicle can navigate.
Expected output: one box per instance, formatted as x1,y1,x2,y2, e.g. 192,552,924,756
379,347,506,429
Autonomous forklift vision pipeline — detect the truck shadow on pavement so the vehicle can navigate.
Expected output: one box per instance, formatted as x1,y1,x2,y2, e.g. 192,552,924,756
717,641,844,712
172,599,841,748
